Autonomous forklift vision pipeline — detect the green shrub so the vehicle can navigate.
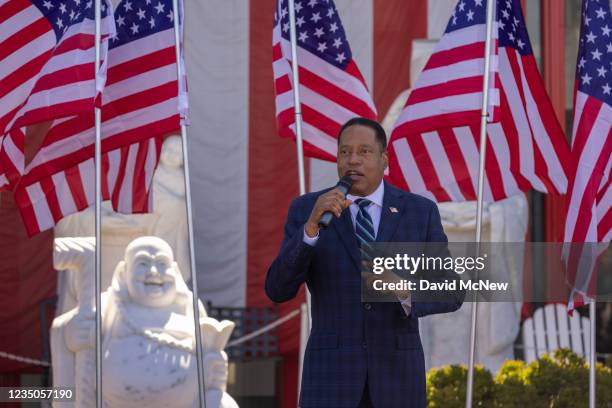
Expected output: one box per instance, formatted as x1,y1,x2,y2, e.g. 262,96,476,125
426,364,495,408
426,349,612,408
524,349,612,408
493,360,539,408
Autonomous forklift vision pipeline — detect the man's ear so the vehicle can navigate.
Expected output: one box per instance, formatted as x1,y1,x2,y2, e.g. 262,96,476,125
382,150,389,169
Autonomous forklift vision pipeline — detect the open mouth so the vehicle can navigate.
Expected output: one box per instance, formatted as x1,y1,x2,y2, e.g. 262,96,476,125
345,170,364,178
144,280,164,287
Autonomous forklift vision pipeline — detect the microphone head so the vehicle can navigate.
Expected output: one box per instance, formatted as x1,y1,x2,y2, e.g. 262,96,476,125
338,175,354,190
319,175,354,229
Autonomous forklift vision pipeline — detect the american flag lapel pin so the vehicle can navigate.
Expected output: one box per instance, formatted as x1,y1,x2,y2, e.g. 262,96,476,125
390,207,398,213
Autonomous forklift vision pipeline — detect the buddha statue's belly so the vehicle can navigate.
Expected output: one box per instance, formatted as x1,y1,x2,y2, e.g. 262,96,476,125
102,335,197,407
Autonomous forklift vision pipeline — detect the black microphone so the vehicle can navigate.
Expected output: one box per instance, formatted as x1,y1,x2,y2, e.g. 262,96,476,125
318,175,353,228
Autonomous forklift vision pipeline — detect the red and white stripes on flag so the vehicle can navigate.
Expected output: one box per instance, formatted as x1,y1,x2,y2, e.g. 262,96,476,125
564,90,612,244
391,24,500,136
14,136,163,235
272,0,376,161
0,0,115,190
388,0,570,203
10,0,184,235
563,0,612,312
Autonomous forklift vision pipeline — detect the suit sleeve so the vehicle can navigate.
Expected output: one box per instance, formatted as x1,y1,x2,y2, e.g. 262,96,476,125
410,202,466,318
265,198,316,303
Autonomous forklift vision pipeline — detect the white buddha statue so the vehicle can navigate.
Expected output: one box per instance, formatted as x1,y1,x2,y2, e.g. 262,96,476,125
51,236,238,408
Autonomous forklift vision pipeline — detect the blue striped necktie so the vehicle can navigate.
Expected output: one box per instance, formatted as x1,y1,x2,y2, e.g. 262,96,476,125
354,198,376,247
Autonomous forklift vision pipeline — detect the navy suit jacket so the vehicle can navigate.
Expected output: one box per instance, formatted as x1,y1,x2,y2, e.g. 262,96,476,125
265,181,464,408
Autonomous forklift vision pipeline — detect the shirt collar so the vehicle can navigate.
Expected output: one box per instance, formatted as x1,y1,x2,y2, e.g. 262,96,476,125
347,180,384,208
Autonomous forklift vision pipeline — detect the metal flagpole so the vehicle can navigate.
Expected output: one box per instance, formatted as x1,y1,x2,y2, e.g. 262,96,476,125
287,0,311,397
170,1,207,406
287,0,307,196
465,0,495,407
287,0,310,303
589,300,596,408
93,1,103,407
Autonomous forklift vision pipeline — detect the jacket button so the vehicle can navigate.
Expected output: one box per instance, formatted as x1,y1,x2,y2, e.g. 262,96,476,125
364,303,372,310
362,341,367,349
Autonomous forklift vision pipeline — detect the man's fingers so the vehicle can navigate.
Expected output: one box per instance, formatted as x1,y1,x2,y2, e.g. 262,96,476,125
331,203,342,217
313,190,351,220
327,188,346,201
324,197,344,210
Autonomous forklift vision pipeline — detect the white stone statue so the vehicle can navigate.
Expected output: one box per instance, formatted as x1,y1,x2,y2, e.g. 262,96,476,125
54,135,190,315
420,196,527,372
50,236,239,408
150,135,189,281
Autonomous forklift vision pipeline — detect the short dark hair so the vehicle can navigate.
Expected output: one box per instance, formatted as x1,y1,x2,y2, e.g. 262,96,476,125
337,117,387,151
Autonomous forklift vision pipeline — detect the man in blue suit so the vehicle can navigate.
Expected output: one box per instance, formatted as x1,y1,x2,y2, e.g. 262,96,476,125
266,118,464,408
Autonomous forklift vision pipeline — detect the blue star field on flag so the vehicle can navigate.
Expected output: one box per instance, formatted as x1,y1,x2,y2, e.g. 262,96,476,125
274,0,352,70
445,0,487,32
111,0,176,48
31,0,111,41
445,0,533,56
576,0,612,105
497,0,533,56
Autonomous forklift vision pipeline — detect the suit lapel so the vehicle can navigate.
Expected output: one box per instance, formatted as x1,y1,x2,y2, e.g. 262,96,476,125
376,182,405,243
331,208,361,269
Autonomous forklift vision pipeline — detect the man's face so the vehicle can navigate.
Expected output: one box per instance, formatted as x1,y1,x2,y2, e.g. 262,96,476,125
125,242,178,308
337,125,388,196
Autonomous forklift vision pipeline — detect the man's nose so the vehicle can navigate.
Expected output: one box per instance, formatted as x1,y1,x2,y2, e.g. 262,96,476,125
348,151,361,164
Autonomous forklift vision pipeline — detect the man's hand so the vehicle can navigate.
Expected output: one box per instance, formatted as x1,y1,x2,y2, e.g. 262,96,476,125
362,265,411,299
305,188,352,237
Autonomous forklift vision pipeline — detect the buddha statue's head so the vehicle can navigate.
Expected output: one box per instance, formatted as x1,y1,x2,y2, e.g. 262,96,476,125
121,236,179,308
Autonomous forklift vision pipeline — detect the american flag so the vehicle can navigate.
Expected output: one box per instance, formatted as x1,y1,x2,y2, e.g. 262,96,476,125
563,0,611,312
388,0,570,203
272,0,376,161
0,0,115,190
12,0,185,235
